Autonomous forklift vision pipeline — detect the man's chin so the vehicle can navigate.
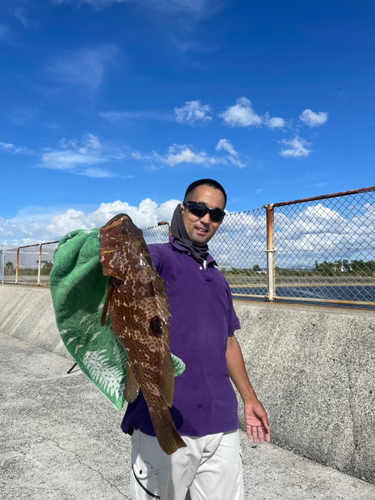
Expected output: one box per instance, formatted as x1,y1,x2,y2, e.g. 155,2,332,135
191,237,209,247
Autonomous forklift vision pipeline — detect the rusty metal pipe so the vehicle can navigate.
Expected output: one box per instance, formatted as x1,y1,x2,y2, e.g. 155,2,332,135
15,248,19,285
269,186,375,208
37,244,42,286
0,251,4,285
231,294,268,299
265,205,275,302
16,241,59,250
275,296,375,307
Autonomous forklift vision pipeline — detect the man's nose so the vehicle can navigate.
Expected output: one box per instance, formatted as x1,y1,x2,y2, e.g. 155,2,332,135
200,212,211,224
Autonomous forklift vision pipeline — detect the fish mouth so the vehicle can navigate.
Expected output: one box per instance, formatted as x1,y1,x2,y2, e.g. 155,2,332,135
100,213,131,234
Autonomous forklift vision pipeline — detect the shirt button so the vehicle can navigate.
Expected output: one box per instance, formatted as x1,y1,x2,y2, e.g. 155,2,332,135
199,266,203,270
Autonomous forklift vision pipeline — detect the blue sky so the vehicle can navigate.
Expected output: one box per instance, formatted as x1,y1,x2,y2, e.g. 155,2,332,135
0,0,374,245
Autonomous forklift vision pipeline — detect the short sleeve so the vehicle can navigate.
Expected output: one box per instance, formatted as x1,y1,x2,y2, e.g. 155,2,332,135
148,244,162,274
226,281,241,337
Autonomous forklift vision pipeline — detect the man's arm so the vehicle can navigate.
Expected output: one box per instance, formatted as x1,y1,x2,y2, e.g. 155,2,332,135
226,334,270,443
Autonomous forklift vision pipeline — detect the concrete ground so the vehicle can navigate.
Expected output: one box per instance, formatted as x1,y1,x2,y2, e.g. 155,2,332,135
1,332,375,500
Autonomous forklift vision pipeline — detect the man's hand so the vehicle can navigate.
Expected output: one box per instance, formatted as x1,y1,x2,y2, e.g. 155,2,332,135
244,402,270,444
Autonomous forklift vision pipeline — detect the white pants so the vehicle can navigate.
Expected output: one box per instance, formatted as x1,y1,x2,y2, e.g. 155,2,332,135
130,429,244,500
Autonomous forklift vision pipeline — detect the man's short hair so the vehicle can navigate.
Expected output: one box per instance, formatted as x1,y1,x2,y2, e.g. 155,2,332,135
183,179,227,208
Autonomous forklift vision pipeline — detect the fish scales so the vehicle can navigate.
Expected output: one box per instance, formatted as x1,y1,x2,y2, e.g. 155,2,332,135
99,213,186,455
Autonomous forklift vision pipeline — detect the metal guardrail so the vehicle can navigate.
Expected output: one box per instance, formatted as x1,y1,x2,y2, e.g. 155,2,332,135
1,187,374,308
268,186,375,306
0,225,170,287
216,186,375,308
0,242,59,286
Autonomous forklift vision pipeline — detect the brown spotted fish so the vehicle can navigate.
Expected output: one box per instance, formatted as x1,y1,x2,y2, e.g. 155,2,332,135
99,213,186,455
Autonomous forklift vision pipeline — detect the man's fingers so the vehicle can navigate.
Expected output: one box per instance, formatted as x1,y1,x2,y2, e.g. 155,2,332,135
264,423,271,442
246,426,252,440
257,426,264,444
246,424,270,444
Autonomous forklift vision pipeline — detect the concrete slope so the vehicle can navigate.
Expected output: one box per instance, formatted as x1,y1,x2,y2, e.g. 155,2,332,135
2,332,375,500
0,285,70,359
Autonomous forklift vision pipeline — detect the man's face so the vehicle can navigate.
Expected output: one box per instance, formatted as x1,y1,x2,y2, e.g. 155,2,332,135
181,185,225,246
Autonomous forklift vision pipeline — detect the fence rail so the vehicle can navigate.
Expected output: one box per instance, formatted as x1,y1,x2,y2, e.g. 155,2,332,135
1,187,374,308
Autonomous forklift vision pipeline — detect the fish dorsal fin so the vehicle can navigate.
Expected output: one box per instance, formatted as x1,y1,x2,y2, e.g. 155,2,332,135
159,349,174,408
124,362,140,403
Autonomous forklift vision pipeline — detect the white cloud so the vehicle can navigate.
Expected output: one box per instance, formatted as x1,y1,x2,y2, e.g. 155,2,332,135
0,141,32,155
9,107,39,125
0,198,180,245
155,144,222,167
100,111,154,121
54,0,212,14
299,109,328,127
264,112,286,129
3,197,374,272
131,151,143,160
0,134,131,178
99,110,174,122
48,45,118,92
41,150,107,172
14,8,39,28
175,100,212,126
39,134,128,177
215,139,238,156
279,136,312,159
221,98,288,130
226,156,246,169
221,97,262,128
215,139,246,168
148,139,247,169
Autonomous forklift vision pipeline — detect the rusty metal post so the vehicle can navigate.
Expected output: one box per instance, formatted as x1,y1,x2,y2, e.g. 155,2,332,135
37,244,42,286
15,247,19,285
0,251,4,285
265,204,275,302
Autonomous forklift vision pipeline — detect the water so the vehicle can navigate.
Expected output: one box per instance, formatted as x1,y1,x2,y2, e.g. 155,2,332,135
231,285,375,309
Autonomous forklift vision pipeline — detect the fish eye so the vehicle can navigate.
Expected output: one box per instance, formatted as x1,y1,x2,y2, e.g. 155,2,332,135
122,227,131,235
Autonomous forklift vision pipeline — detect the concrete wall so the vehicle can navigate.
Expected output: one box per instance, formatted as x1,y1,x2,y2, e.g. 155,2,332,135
0,286,70,360
0,285,374,484
234,300,375,484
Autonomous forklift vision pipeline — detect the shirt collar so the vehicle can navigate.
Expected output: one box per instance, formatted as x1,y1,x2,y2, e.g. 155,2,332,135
169,235,217,266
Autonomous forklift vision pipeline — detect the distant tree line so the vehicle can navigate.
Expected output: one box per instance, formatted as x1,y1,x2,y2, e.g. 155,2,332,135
3,261,53,276
314,259,375,277
221,259,375,277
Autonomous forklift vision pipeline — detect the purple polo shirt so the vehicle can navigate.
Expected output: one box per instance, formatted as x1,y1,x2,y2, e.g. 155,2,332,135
121,237,240,437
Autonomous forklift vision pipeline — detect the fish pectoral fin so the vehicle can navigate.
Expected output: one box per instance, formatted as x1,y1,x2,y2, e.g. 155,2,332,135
124,362,140,403
159,350,175,408
100,278,114,327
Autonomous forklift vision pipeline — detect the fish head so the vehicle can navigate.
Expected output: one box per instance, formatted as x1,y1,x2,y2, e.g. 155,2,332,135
99,213,132,235
99,213,152,278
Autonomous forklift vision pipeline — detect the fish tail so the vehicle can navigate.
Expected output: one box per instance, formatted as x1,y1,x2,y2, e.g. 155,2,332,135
149,405,187,455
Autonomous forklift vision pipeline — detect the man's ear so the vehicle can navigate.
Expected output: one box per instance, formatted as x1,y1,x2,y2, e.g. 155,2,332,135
180,203,185,216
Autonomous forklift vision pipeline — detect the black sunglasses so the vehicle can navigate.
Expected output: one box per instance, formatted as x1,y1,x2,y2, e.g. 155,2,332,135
183,201,226,223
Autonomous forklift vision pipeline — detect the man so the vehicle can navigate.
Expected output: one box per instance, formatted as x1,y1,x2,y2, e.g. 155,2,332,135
122,179,270,499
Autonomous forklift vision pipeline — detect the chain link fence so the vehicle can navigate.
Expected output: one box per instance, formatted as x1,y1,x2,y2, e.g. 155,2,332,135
0,242,59,286
212,208,267,298
142,222,170,245
0,224,170,287
1,187,374,308
0,247,18,285
269,187,375,306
